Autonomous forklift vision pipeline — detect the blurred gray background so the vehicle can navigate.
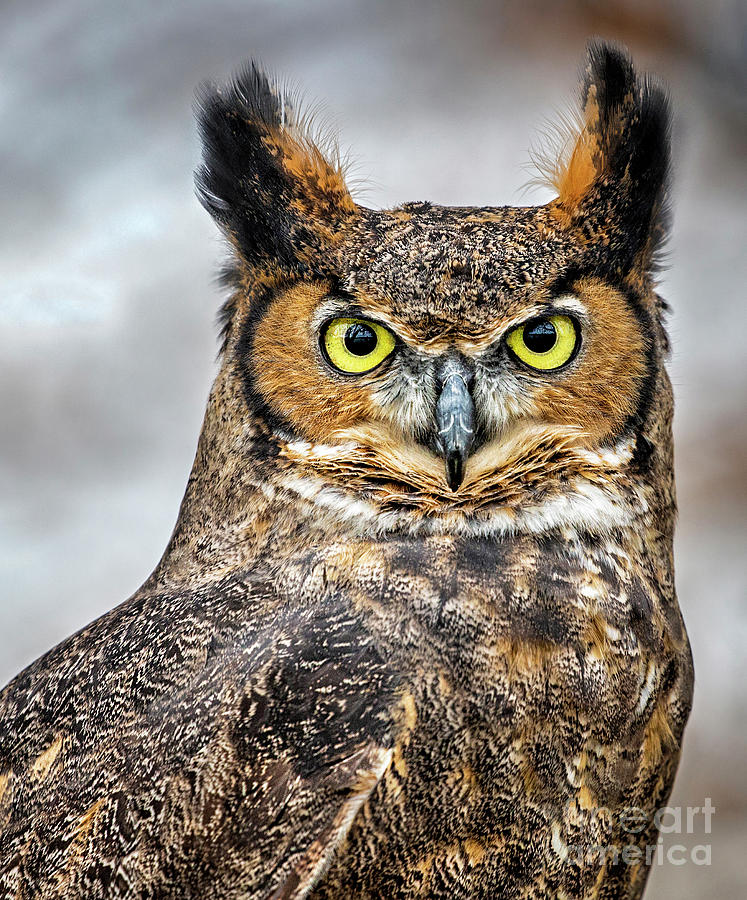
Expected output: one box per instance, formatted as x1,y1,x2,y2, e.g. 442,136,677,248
1,1,745,895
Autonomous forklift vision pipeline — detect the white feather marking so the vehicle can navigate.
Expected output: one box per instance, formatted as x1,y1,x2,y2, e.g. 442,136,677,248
637,662,658,715
551,822,569,861
279,473,637,540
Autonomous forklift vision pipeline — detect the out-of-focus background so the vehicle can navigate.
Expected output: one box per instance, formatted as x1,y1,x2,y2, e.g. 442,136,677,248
1,0,744,895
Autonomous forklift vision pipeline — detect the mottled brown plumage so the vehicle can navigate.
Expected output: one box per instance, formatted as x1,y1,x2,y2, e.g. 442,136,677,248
0,43,692,899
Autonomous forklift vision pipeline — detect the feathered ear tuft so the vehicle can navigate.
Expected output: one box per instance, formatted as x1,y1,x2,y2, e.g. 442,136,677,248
547,41,672,275
195,62,357,276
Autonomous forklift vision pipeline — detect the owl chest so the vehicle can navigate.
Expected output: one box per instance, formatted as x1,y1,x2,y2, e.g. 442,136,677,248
315,540,685,898
352,537,657,747
372,585,649,817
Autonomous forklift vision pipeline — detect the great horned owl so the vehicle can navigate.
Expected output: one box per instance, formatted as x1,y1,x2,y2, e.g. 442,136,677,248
0,42,692,899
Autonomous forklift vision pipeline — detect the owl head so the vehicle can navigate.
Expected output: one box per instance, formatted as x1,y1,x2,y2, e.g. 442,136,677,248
191,42,674,538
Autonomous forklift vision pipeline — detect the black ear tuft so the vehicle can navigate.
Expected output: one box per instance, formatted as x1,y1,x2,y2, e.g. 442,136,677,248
195,62,356,275
585,41,672,257
550,41,672,275
585,41,636,131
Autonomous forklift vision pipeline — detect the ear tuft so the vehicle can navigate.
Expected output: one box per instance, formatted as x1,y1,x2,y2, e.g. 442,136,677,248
548,41,672,274
195,62,356,275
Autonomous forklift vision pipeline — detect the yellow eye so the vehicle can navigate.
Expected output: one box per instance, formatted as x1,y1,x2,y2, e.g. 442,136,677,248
322,317,396,374
506,314,579,371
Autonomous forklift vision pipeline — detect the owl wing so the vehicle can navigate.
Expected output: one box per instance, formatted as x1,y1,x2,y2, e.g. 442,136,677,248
0,571,400,899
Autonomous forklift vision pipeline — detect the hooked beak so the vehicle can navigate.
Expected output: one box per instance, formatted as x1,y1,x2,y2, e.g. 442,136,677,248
434,357,475,491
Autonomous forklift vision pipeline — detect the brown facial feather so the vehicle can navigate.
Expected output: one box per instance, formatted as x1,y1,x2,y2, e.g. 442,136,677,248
526,275,649,441
280,422,632,516
248,265,649,493
250,281,380,439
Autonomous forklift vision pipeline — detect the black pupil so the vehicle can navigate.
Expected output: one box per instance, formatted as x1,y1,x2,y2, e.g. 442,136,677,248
523,319,557,353
344,323,378,356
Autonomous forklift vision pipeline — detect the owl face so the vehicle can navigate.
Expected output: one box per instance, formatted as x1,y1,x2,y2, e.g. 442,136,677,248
196,46,671,530
247,205,650,491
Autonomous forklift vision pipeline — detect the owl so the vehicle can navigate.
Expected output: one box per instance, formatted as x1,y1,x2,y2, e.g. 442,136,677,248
0,42,692,899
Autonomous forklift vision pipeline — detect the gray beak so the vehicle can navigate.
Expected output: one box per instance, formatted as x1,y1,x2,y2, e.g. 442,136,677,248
434,356,475,491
